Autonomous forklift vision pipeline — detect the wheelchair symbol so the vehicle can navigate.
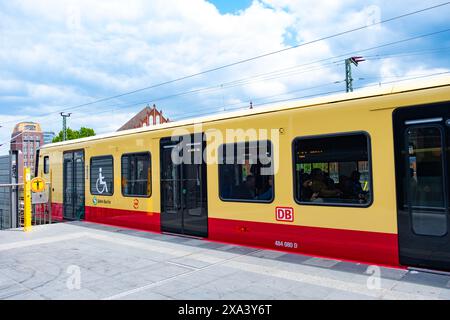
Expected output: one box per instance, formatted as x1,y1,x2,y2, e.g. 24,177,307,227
96,168,108,194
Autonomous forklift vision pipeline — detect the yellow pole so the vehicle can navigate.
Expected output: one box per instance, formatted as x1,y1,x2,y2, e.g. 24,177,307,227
23,167,32,232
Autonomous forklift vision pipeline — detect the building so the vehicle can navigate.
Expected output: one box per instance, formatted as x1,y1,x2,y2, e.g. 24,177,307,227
43,131,56,145
10,122,44,177
118,104,169,131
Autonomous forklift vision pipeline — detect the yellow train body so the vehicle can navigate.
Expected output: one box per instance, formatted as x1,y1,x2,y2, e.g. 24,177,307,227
38,77,450,269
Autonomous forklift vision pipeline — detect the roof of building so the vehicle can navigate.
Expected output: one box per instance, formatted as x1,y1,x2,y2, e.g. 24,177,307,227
117,104,169,131
41,74,450,150
11,122,43,136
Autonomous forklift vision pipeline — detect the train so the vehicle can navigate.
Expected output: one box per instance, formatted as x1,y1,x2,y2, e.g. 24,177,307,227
37,76,450,271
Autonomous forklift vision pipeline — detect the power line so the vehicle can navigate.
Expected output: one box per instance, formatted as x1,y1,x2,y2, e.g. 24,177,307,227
0,70,448,150
54,1,449,112
66,63,344,121
171,71,450,122
168,80,345,120
1,1,448,128
65,28,450,120
3,28,450,129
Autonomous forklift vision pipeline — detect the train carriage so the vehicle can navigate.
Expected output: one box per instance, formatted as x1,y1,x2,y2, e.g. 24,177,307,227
37,76,450,271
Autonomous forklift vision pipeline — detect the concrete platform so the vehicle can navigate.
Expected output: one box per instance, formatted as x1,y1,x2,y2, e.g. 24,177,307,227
0,222,449,300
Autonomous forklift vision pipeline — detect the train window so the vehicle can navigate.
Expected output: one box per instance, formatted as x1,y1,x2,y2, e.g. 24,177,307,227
121,152,151,197
293,132,372,207
219,140,274,203
43,156,50,174
90,156,114,196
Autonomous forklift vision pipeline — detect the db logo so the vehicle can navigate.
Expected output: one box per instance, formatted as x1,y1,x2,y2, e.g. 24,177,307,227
133,199,139,209
276,207,294,222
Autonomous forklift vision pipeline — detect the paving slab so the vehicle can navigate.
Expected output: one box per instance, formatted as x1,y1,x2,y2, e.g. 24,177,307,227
0,222,449,300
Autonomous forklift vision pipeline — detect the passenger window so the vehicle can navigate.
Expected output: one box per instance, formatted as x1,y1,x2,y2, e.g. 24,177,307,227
293,133,372,206
121,152,151,197
90,156,114,196
43,156,50,174
219,141,274,203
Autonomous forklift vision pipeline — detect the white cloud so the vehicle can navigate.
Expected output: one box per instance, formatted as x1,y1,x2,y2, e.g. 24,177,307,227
0,0,449,154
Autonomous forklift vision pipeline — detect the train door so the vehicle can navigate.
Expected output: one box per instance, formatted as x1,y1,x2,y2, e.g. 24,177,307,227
160,134,208,237
393,102,450,271
63,150,85,220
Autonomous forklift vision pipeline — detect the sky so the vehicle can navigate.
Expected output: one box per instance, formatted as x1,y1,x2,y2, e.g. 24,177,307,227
0,0,449,154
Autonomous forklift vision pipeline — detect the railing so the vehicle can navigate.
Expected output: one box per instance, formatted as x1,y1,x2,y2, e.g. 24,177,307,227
28,182,53,227
0,182,54,230
0,182,20,230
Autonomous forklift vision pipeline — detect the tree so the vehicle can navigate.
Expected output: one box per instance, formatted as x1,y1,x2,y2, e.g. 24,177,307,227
52,127,96,143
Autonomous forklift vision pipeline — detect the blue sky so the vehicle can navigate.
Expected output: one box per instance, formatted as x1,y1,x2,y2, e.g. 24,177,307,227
0,0,449,153
207,0,253,14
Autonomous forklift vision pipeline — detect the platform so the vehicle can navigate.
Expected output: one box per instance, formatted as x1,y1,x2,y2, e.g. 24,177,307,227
0,222,449,300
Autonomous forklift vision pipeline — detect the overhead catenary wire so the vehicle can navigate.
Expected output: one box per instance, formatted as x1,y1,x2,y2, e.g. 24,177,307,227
11,27,449,130
170,71,450,122
52,2,450,112
45,29,450,122
0,70,448,150
71,79,346,123
1,30,449,138
0,1,449,127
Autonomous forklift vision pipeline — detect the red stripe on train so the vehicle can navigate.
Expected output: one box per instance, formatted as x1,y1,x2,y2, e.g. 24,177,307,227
51,203,399,267
85,206,161,232
208,217,399,267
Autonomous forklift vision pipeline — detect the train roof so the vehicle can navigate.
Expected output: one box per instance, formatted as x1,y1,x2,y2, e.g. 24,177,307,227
41,74,450,150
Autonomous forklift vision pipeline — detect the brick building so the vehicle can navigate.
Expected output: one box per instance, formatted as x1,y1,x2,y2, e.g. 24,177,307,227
10,122,44,177
118,104,169,131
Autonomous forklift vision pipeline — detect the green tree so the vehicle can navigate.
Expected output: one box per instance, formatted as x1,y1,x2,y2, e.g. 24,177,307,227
52,127,96,143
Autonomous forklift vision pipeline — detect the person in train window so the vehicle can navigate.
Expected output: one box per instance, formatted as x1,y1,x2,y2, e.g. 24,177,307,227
349,171,368,202
234,175,256,199
301,174,314,201
220,167,234,199
324,171,336,189
257,176,273,201
310,168,342,200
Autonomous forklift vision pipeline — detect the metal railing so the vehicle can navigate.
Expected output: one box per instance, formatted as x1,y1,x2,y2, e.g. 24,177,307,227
0,182,54,230
0,182,20,230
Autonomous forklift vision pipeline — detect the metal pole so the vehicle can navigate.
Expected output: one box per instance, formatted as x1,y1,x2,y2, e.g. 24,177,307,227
23,167,31,232
60,112,72,141
345,58,353,93
48,182,52,224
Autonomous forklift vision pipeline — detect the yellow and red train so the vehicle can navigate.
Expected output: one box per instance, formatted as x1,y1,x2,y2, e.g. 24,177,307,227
38,76,450,271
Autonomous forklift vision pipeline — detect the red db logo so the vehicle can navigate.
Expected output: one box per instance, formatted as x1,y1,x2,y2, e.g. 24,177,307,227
276,207,294,222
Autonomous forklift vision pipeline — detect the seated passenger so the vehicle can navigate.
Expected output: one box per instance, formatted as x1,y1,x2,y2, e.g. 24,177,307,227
233,175,256,200
257,176,273,201
338,175,354,199
324,172,336,188
310,168,342,199
349,171,368,202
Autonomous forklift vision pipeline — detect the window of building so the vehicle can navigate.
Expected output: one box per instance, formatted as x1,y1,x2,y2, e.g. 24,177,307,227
90,156,114,196
219,141,274,203
121,152,151,197
44,156,50,174
293,132,372,206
